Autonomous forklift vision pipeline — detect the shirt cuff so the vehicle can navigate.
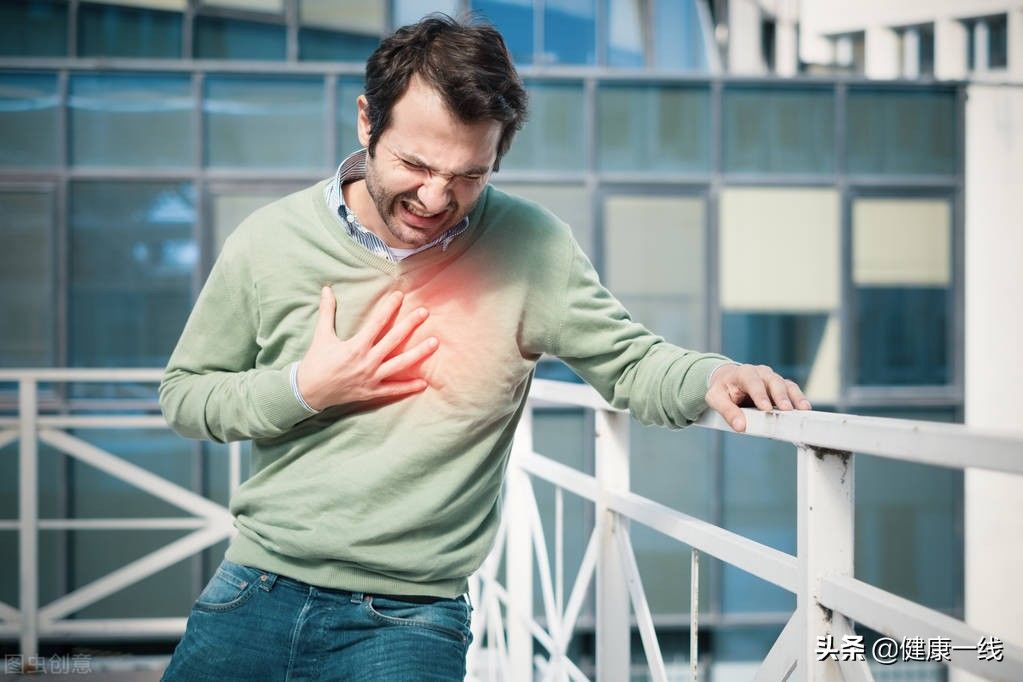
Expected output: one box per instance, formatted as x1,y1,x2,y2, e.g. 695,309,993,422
290,361,321,415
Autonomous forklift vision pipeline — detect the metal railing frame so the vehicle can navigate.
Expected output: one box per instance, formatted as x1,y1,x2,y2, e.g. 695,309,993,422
1,369,1021,681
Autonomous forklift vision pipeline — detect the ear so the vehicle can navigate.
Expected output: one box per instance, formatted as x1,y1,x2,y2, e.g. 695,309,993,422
356,94,371,148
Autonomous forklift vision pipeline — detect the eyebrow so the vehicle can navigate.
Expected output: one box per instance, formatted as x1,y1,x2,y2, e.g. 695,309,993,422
398,150,492,178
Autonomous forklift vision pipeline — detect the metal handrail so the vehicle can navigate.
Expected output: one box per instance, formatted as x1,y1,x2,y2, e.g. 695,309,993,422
1,369,1021,680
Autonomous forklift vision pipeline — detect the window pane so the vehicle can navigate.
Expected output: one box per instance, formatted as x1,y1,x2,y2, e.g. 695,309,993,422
723,313,830,390
631,425,716,615
598,84,711,173
853,197,952,386
474,0,534,65
300,0,383,33
201,0,282,11
78,2,182,58
69,431,196,617
0,190,55,367
299,0,382,61
544,0,595,65
194,16,286,60
70,73,193,167
988,14,1008,69
604,194,705,349
500,81,585,172
70,181,196,367
853,408,961,611
395,0,458,26
300,27,380,62
720,188,840,402
653,0,708,71
0,72,60,168
0,0,68,57
335,76,365,162
919,23,935,76
846,88,957,175
723,86,834,174
721,433,796,613
205,75,325,169
720,188,840,311
605,0,644,67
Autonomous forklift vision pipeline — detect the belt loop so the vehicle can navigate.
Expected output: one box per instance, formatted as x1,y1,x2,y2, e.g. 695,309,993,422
350,591,364,604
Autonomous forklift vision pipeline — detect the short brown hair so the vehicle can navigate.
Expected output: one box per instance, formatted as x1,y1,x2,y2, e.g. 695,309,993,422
363,14,528,171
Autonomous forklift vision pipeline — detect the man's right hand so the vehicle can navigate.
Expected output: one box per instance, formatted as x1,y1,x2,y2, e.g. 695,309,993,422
295,286,438,412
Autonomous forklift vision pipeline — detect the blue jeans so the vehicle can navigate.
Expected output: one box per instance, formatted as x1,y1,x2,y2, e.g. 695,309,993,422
162,559,473,681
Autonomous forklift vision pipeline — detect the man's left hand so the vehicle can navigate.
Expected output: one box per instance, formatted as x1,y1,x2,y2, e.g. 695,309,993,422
705,364,812,433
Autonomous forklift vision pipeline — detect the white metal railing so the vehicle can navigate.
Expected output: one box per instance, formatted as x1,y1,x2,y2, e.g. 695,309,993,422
1,370,1022,681
0,369,240,667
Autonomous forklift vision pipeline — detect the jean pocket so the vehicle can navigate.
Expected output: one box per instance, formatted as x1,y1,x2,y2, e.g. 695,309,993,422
193,560,263,613
364,595,470,643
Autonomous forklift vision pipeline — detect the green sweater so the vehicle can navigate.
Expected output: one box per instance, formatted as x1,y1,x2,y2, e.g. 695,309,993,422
160,180,730,597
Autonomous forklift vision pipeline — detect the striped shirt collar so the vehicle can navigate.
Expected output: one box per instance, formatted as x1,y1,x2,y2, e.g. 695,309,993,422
324,149,470,263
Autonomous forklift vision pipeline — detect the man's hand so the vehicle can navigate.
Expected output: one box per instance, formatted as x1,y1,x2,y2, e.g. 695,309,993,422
296,287,438,411
705,363,812,433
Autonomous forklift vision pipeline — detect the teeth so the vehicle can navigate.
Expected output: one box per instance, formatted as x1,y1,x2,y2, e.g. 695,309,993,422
403,201,441,219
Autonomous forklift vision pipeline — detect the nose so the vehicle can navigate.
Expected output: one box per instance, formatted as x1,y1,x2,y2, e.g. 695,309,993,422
416,174,451,214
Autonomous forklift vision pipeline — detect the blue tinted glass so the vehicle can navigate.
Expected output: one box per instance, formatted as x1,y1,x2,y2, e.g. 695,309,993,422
70,73,193,167
605,0,644,67
629,425,717,615
300,27,379,62
70,182,196,367
68,438,196,620
598,84,711,172
989,14,1008,69
856,287,949,385
0,190,55,367
653,0,708,70
721,434,796,613
0,72,59,167
395,0,458,25
0,0,68,57
474,0,534,64
78,2,182,58
336,76,365,161
847,88,957,175
723,313,830,388
724,86,835,174
853,408,961,611
501,81,585,172
194,16,286,60
544,0,595,65
714,625,788,662
205,75,325,169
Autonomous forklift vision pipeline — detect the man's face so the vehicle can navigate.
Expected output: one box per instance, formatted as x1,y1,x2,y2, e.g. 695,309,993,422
355,76,503,249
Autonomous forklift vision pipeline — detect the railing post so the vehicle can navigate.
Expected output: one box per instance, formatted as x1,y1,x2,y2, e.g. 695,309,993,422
797,445,854,681
506,404,534,680
19,378,39,668
595,409,630,681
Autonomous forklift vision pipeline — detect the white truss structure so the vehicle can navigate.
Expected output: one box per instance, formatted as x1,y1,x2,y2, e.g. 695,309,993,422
1,369,1022,681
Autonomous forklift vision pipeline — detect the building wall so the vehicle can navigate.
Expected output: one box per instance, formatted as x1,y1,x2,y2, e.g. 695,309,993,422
959,82,1023,681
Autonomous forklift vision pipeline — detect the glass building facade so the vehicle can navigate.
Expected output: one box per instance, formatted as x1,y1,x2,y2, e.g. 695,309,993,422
0,0,964,674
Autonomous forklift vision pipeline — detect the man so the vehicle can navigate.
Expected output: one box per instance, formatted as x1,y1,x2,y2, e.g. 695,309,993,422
159,14,810,681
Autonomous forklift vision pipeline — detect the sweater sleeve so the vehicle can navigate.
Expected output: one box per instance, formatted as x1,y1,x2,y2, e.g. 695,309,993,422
158,233,314,443
549,238,732,428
